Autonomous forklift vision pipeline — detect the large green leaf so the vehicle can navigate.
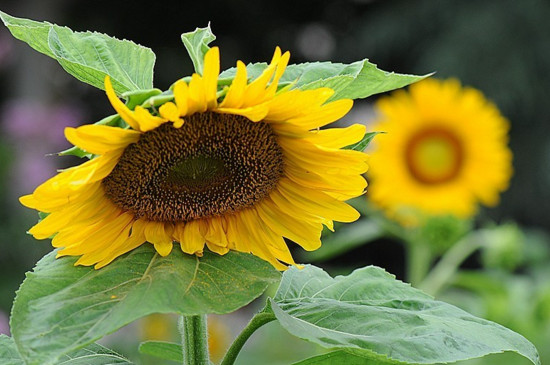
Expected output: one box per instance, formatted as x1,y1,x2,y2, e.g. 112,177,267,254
270,265,540,365
0,335,133,365
0,11,155,94
11,246,280,365
219,60,428,101
181,25,216,74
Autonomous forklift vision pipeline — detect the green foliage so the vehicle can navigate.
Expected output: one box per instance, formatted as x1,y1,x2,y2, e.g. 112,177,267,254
481,223,525,271
181,25,216,75
219,61,429,101
10,246,279,365
292,350,394,365
138,341,183,362
0,11,155,95
0,335,133,365
270,265,540,365
302,219,383,262
344,132,383,152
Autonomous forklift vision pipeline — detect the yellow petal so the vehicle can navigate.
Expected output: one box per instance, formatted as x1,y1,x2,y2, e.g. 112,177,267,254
219,61,248,108
159,102,184,127
175,219,206,255
188,73,207,114
134,106,166,132
304,124,366,149
173,80,190,116
104,76,141,131
202,47,220,109
287,99,353,129
143,220,174,256
65,125,140,155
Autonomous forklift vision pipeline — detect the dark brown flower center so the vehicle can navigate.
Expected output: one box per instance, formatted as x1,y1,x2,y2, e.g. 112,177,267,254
102,112,284,222
405,127,464,185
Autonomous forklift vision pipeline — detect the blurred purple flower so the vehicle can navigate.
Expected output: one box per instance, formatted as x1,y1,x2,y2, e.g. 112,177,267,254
0,310,9,335
2,100,82,146
14,153,58,194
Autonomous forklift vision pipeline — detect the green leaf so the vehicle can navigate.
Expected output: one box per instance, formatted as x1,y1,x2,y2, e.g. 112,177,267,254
270,265,541,365
11,245,280,365
139,341,183,362
0,336,133,365
302,219,383,262
0,11,155,94
181,25,216,74
292,350,394,365
219,61,428,101
344,132,383,152
0,335,24,365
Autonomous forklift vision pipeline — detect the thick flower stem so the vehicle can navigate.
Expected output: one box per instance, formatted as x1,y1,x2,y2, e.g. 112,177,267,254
179,315,210,365
220,312,276,365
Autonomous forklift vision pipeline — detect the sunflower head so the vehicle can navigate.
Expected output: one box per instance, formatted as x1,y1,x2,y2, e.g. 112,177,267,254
367,78,513,225
20,47,369,270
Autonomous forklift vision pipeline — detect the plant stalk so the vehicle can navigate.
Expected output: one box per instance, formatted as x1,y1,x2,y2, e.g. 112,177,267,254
179,315,210,365
220,312,275,365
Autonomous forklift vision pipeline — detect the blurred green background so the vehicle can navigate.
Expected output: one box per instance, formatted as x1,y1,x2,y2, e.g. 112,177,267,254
0,0,549,364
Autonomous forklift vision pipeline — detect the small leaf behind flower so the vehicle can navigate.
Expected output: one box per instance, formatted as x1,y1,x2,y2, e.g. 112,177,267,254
10,246,280,365
0,11,156,94
219,61,429,101
181,24,216,75
344,131,383,151
270,265,540,365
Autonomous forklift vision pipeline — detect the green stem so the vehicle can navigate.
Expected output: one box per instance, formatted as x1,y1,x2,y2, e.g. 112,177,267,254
179,315,210,365
418,233,484,296
407,240,432,287
220,312,276,365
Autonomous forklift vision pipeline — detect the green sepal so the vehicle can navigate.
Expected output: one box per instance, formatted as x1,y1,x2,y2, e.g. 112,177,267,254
181,24,216,75
122,88,162,109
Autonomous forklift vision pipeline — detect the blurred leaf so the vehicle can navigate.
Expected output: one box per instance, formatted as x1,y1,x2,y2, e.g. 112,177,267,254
11,246,280,365
219,61,429,101
292,350,394,365
270,265,540,365
138,341,182,362
344,132,383,152
0,335,23,365
0,335,133,365
0,11,155,94
181,25,216,74
303,219,383,262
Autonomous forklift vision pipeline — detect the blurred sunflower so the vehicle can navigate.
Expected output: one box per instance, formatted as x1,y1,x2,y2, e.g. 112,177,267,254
367,78,512,223
20,47,368,270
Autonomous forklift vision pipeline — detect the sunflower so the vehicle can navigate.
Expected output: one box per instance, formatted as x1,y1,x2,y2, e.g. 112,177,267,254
367,78,512,223
20,47,368,270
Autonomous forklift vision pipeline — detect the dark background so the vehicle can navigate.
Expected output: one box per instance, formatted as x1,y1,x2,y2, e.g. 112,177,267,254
0,0,549,324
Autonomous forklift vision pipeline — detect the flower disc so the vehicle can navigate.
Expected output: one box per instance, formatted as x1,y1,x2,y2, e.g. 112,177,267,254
103,112,284,222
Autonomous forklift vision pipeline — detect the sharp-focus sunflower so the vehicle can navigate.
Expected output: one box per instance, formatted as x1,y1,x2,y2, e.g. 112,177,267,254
20,47,368,270
367,78,512,223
